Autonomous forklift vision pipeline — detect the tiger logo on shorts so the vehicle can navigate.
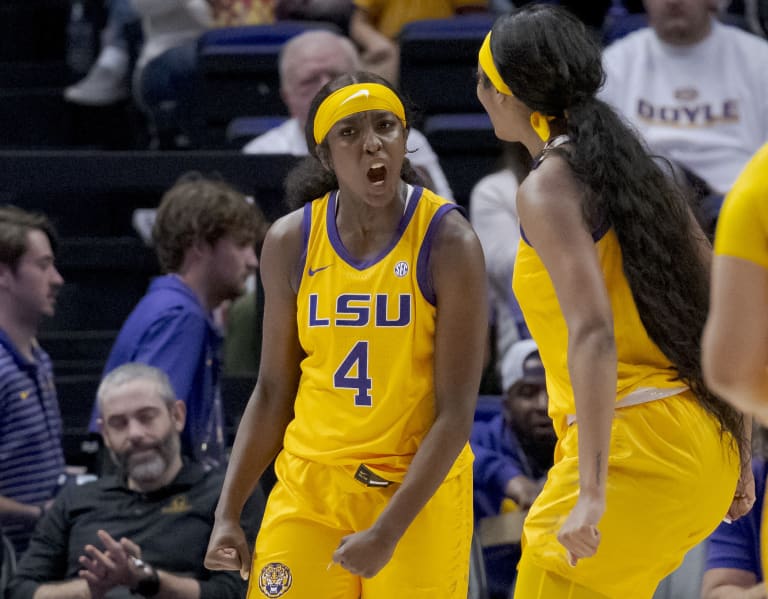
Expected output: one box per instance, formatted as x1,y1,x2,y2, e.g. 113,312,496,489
258,562,292,597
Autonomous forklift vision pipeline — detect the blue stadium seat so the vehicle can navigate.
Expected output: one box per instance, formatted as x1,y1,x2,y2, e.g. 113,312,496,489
197,20,339,146
398,14,495,120
422,113,501,209
0,151,298,332
601,1,648,46
226,115,289,148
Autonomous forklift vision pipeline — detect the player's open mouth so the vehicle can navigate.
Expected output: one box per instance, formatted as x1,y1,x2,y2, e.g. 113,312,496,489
367,163,387,184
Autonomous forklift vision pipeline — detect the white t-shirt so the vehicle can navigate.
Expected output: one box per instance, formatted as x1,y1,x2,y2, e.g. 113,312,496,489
601,20,768,194
469,168,521,360
132,0,212,70
242,118,454,200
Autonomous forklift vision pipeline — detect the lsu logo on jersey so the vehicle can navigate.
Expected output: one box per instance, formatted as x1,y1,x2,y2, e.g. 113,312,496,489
309,293,412,328
258,562,292,597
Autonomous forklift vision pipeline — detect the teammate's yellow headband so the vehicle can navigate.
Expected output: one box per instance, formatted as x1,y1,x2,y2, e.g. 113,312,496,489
313,83,407,144
478,32,513,96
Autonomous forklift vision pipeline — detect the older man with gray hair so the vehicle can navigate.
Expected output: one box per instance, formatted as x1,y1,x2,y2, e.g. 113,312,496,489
243,29,454,200
8,363,264,599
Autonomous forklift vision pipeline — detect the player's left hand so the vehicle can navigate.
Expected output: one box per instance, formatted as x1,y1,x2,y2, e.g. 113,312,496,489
331,527,398,578
727,461,756,522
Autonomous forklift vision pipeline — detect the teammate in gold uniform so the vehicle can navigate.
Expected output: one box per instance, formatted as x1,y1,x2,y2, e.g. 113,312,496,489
476,6,750,598
204,73,487,599
703,143,768,596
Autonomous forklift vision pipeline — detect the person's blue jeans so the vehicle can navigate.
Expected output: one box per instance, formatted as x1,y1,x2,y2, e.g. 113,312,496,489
102,0,141,50
137,41,202,147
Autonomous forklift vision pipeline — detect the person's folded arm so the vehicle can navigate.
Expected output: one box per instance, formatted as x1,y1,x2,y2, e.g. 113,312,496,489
701,568,766,599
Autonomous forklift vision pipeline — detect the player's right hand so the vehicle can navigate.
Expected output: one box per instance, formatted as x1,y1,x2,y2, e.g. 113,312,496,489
557,493,605,567
204,520,252,580
727,460,756,522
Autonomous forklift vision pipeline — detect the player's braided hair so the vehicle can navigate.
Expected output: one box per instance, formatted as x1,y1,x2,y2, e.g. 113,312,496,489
490,4,745,453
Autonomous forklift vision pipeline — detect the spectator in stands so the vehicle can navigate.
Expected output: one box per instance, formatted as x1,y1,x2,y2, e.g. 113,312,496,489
7,363,264,599
469,141,531,374
0,206,66,558
89,174,266,467
210,0,275,26
275,0,354,31
496,1,614,29
471,338,554,599
348,0,487,83
66,0,277,146
222,278,263,377
243,29,455,200
130,0,216,148
471,339,554,520
600,0,768,226
701,455,767,598
64,0,141,106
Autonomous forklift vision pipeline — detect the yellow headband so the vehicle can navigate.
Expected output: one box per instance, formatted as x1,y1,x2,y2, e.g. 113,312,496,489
478,31,512,96
479,32,555,142
313,83,407,144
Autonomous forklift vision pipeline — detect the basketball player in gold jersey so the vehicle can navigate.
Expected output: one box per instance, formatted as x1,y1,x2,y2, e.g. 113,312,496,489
703,142,768,594
476,5,749,599
204,72,487,599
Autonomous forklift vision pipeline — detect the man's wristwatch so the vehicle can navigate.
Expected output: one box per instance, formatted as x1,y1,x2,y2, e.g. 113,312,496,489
129,556,161,597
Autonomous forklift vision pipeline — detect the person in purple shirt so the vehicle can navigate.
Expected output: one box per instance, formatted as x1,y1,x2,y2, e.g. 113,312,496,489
89,174,267,467
702,455,767,598
470,338,556,599
0,206,66,557
471,338,555,520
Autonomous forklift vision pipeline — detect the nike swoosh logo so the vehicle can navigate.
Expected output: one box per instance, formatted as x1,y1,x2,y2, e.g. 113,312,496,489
308,265,331,276
341,89,370,105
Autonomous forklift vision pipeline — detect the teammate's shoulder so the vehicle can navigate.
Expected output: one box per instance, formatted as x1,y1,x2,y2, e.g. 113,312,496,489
517,156,584,222
426,198,478,254
265,207,304,244
418,185,456,207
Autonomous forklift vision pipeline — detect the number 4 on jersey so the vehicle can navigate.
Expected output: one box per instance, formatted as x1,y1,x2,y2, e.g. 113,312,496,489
333,341,373,407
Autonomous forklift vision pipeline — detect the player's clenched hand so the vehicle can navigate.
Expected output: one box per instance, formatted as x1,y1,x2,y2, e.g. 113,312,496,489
204,519,252,580
557,494,605,567
727,461,756,522
331,527,398,578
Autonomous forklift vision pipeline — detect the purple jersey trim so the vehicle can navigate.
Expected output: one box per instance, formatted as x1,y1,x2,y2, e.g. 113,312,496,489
326,187,424,270
298,202,312,287
417,203,462,306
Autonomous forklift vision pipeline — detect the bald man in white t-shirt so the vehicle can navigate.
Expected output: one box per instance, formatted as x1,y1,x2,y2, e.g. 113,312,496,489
242,29,454,201
600,0,768,196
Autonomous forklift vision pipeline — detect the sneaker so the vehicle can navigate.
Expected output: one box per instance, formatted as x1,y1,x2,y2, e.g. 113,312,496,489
64,64,129,106
132,209,156,245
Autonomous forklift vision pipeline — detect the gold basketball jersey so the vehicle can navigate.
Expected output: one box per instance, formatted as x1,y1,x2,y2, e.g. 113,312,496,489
285,186,472,481
513,227,681,436
715,142,768,268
